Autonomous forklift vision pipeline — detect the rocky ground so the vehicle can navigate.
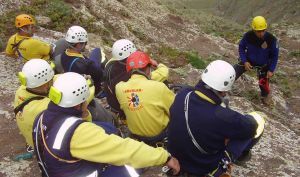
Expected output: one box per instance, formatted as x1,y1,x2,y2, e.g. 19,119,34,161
0,0,299,177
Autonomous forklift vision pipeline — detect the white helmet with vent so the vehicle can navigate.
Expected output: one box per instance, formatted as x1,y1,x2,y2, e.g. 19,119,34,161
112,39,137,61
201,60,236,91
19,59,54,88
50,72,89,108
65,26,88,43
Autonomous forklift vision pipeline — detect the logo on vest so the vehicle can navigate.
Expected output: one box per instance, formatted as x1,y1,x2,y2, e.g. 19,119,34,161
127,92,143,111
261,41,268,49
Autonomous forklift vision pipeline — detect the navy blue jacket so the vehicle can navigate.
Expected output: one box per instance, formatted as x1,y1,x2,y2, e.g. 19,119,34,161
167,82,258,175
61,52,103,93
239,31,279,72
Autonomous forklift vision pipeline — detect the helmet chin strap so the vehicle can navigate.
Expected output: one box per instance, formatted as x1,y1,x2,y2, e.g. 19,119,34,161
204,85,229,108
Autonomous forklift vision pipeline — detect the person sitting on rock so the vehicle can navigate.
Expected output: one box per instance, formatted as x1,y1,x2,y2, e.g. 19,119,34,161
60,25,104,94
5,14,52,62
14,59,106,148
167,60,265,177
104,39,169,119
116,51,175,146
234,16,279,105
14,59,57,148
32,72,180,177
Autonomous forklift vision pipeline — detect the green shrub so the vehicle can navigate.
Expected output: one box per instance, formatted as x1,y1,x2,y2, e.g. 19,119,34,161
289,50,300,57
244,90,260,101
158,45,181,59
185,51,207,69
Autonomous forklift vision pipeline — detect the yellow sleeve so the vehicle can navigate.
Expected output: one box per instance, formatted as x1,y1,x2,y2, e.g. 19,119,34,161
5,36,16,56
33,39,51,60
70,122,169,168
151,63,169,82
162,85,175,117
87,84,95,104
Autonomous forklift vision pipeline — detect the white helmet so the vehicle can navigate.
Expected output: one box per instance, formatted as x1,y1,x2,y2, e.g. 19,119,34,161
19,59,54,88
201,60,235,91
112,39,137,60
50,72,89,108
65,26,88,43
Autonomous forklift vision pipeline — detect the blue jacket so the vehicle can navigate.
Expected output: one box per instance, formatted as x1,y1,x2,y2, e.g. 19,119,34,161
239,31,279,72
61,51,103,93
167,82,258,176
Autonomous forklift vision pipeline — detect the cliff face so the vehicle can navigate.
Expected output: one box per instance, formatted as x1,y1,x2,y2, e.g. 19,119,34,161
0,0,299,176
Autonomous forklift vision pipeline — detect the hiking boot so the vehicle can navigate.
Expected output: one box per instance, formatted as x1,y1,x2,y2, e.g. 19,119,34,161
235,150,252,166
261,94,273,106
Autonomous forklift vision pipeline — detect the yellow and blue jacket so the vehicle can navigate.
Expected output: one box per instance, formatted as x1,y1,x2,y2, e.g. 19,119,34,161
14,83,93,147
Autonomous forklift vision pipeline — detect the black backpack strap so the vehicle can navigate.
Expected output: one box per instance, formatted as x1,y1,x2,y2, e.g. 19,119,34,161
11,37,28,60
14,96,45,115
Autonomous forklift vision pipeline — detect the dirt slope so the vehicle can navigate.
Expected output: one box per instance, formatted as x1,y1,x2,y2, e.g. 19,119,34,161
0,0,299,176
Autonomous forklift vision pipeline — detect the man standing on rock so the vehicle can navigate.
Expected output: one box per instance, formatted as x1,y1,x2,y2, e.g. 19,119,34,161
234,16,279,105
5,14,52,62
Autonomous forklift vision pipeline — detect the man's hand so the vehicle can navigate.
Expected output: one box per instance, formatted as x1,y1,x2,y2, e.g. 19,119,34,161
166,156,180,175
81,101,89,120
267,71,273,78
150,58,158,67
244,62,252,71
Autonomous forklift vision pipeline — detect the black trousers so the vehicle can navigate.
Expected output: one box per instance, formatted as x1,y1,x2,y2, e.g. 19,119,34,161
233,62,269,97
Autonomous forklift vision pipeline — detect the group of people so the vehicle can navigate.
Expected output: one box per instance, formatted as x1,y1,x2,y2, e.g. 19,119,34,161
5,13,279,177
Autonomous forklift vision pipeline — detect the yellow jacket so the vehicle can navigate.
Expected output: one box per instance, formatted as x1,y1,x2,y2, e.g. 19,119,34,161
14,85,92,146
116,74,175,137
71,122,169,168
6,33,51,61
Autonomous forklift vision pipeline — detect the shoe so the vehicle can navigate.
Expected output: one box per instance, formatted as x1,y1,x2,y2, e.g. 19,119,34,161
261,94,273,106
219,172,231,177
235,150,252,166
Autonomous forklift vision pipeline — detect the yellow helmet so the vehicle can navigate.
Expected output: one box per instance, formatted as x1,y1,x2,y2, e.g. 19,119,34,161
251,16,267,31
15,14,35,28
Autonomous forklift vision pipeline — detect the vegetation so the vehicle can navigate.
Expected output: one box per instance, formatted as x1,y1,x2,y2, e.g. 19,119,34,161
0,0,104,51
159,0,245,43
157,45,210,69
244,89,260,101
289,50,300,58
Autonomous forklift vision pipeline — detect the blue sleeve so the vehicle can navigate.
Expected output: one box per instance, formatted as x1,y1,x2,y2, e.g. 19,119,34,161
88,63,103,85
214,107,258,140
238,35,247,63
268,39,279,72
72,59,103,84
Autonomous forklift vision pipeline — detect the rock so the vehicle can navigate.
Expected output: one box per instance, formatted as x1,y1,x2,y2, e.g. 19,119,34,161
35,16,52,26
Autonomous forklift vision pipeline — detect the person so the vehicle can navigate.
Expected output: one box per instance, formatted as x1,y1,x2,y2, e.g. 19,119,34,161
32,72,180,177
60,25,104,94
167,60,265,177
5,14,51,62
104,39,169,118
14,59,55,147
14,59,96,147
234,16,279,105
115,51,175,146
